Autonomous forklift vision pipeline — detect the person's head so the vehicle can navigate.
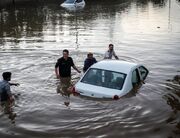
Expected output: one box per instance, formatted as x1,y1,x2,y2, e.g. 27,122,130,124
2,72,12,81
63,49,69,59
109,44,114,51
87,52,93,59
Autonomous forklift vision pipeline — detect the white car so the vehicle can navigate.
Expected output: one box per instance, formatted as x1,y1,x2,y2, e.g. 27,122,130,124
73,60,149,100
60,0,85,8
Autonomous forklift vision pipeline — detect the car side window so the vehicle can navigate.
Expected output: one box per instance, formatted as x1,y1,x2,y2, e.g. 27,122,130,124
139,66,148,80
132,69,140,85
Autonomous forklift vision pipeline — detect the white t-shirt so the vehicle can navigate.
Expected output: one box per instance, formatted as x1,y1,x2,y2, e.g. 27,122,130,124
104,50,118,59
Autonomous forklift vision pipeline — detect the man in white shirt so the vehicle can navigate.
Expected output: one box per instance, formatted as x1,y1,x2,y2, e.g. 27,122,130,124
104,44,119,60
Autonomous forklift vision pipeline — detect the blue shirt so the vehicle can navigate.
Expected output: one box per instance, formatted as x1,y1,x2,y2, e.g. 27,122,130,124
0,80,11,102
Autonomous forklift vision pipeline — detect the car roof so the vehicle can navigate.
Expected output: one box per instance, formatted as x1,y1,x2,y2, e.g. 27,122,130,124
90,60,138,74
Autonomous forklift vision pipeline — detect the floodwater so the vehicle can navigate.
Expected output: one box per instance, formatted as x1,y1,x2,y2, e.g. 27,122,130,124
0,0,180,137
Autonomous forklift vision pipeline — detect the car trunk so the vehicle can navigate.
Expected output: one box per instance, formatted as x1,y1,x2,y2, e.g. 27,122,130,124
75,82,124,98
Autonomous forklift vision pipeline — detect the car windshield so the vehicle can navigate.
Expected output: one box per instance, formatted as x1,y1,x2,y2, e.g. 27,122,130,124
64,0,75,4
81,68,126,90
64,0,83,3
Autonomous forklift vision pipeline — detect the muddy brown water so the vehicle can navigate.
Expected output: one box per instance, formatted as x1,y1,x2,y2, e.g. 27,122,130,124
0,0,180,137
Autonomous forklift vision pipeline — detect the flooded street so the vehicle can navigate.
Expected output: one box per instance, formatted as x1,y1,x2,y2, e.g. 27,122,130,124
0,0,180,137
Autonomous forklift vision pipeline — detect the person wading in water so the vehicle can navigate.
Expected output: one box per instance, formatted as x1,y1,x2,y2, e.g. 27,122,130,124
55,49,81,106
104,44,119,60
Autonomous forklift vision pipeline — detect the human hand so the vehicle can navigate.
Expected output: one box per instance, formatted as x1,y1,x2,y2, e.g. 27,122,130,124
141,80,145,84
14,83,20,86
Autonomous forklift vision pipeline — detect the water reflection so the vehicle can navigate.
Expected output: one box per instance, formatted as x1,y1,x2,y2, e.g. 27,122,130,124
0,0,131,47
0,0,170,42
0,101,16,124
60,0,86,11
61,5,85,12
0,0,178,50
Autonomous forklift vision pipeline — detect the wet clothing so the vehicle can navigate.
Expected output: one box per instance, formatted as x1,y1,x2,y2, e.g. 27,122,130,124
83,58,97,72
0,80,11,102
55,57,75,77
104,50,118,59
59,77,72,96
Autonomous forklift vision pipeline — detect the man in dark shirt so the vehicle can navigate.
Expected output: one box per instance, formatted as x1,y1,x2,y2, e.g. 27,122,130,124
55,49,81,106
83,52,97,72
55,49,81,78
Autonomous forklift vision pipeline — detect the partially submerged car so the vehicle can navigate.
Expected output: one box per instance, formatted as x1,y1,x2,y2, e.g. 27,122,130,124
73,60,149,100
60,0,85,7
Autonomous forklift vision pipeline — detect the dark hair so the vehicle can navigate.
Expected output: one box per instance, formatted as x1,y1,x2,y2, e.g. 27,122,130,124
63,49,69,54
109,44,114,47
87,52,93,57
2,72,12,80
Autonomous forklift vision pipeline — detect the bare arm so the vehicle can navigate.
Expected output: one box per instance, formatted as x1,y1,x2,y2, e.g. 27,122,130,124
55,67,60,79
72,65,81,73
113,51,119,60
9,82,20,86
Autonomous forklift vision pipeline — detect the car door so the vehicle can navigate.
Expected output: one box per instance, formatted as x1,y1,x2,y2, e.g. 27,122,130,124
132,68,141,86
138,66,149,81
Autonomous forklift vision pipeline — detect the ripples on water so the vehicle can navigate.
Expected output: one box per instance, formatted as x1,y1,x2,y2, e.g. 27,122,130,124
0,0,180,137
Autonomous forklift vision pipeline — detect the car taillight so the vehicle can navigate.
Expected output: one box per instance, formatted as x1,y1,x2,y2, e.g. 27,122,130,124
72,86,80,96
113,95,119,100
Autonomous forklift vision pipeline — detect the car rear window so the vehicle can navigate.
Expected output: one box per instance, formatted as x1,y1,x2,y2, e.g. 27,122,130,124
81,68,126,90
